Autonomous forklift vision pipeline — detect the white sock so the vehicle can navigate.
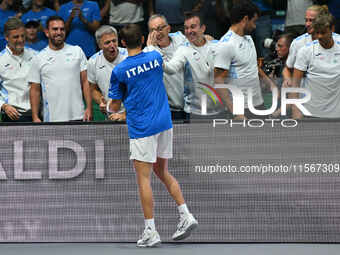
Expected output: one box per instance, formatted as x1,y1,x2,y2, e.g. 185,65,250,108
178,203,190,216
145,218,155,231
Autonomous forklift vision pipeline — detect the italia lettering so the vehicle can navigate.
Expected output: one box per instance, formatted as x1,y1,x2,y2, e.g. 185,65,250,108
126,59,160,78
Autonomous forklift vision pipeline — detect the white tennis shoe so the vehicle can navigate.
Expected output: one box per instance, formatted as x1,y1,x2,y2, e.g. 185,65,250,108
172,213,198,241
137,227,161,248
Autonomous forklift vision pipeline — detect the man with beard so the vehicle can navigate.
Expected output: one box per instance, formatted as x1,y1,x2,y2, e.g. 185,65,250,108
214,0,264,120
28,15,92,122
161,12,220,117
87,25,127,121
291,14,340,119
0,18,36,122
21,0,57,41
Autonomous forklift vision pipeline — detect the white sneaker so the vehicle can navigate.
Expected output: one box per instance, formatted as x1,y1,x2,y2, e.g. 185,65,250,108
137,227,161,248
172,213,198,241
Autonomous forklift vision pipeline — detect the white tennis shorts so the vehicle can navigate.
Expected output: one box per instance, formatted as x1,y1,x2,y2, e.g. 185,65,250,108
129,128,173,163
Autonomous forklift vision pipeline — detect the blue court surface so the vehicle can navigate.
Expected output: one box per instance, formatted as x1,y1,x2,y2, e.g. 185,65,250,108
0,243,339,255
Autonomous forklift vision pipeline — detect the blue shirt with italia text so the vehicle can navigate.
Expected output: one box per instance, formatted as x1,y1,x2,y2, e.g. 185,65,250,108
108,51,172,139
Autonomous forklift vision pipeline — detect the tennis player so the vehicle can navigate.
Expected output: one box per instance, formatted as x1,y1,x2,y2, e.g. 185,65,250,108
107,23,198,247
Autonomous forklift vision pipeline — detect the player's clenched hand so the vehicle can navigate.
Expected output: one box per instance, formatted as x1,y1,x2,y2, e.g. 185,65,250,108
109,112,126,121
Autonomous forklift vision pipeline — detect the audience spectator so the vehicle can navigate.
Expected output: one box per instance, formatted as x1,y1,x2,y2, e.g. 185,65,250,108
24,20,48,50
327,0,340,34
284,0,313,38
21,0,56,40
0,18,36,122
198,0,231,39
29,16,92,122
108,0,152,37
252,0,272,58
58,0,101,58
0,0,18,51
96,0,110,24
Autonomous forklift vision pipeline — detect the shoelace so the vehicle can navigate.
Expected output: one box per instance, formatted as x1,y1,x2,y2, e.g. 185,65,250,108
140,228,152,242
176,216,188,231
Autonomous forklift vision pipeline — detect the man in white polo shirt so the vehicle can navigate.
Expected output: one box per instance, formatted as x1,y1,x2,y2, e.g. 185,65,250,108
162,12,220,117
145,14,188,120
214,1,264,120
0,17,36,122
292,14,340,119
282,5,332,88
29,15,92,122
88,25,127,121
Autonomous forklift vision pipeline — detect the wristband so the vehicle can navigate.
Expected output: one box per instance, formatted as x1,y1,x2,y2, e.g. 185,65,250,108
106,100,114,113
106,100,125,114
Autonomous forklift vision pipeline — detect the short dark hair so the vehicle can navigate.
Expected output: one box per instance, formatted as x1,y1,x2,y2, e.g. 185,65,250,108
120,24,143,49
278,33,294,48
230,0,260,25
184,11,204,26
46,15,65,29
4,17,24,37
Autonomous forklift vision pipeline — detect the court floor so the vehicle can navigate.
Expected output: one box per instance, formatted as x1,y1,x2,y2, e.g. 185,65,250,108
0,243,339,255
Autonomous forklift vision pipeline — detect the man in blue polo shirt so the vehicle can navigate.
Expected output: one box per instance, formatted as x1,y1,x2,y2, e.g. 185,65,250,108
21,0,57,40
58,0,101,58
108,23,198,248
0,0,17,51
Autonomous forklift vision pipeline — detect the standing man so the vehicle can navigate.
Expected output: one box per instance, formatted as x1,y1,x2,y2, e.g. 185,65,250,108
29,15,92,122
145,14,187,120
214,1,264,119
88,25,128,121
162,12,220,117
282,5,331,88
108,24,198,247
292,14,340,119
0,18,36,122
